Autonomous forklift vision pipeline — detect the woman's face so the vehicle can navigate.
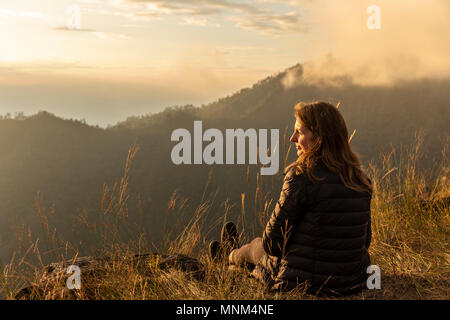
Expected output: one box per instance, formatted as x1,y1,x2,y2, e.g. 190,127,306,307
290,119,315,156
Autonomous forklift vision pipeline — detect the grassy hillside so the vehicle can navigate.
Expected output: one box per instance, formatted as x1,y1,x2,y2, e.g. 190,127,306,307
1,133,448,300
0,63,449,274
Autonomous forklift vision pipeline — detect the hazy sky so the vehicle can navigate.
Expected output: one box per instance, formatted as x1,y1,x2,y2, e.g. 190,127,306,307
0,0,449,126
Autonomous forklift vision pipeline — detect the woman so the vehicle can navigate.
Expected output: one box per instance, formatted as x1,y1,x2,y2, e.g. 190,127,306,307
209,101,373,296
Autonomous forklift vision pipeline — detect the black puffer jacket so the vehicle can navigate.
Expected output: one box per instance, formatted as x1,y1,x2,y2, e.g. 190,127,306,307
260,161,372,295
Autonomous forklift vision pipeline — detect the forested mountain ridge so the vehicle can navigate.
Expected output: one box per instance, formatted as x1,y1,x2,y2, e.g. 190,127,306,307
0,63,449,263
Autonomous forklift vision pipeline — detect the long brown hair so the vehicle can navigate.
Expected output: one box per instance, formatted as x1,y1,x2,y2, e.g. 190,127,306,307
285,101,373,195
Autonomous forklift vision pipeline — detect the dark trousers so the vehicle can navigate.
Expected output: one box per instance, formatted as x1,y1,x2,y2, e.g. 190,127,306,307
230,237,266,266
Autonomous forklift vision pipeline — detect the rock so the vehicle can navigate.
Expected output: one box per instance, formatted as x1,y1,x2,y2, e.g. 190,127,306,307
155,254,205,281
14,253,205,300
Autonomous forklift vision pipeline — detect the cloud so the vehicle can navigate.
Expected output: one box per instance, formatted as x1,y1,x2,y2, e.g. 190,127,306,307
120,0,305,34
123,0,265,15
180,17,221,27
54,26,128,40
0,9,45,19
228,11,306,35
71,0,306,34
54,26,96,32
280,0,450,87
0,58,92,74
92,31,128,40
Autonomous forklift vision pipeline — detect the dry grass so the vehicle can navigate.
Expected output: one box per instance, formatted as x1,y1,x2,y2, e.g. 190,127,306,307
0,133,448,300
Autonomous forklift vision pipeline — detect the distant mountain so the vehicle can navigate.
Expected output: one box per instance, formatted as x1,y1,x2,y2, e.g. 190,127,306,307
0,63,449,263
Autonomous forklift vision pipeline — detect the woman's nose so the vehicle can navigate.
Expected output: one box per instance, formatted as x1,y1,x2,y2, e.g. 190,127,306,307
290,132,297,143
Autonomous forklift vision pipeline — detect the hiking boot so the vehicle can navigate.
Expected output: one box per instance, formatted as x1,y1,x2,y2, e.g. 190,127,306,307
220,221,239,256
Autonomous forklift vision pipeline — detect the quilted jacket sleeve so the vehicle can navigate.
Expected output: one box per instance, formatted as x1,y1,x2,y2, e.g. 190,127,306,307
262,168,309,258
365,178,373,249
365,216,372,249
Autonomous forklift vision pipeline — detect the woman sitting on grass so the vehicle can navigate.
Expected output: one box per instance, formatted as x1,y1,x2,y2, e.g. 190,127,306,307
209,101,373,296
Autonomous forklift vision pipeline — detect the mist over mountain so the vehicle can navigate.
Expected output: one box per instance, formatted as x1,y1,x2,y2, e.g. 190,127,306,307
0,63,449,263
